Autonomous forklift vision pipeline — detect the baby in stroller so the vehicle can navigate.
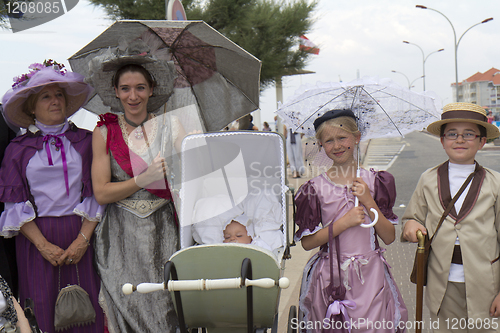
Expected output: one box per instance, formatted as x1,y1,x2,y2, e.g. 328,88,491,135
222,215,254,245
191,191,283,253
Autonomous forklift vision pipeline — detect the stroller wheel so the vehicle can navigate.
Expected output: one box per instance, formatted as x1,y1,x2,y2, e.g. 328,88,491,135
287,305,297,333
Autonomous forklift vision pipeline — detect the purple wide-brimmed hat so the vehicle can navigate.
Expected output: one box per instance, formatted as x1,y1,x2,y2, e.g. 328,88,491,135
1,61,93,128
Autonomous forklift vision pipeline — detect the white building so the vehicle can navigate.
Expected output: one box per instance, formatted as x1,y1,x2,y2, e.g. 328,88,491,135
452,67,500,117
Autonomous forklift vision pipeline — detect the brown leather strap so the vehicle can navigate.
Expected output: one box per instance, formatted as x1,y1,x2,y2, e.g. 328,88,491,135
429,167,478,248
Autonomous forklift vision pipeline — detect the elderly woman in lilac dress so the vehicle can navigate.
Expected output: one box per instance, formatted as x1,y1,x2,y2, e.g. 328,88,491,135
295,109,407,333
0,60,104,333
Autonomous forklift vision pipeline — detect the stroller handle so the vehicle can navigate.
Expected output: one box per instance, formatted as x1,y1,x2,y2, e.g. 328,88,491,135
123,277,290,294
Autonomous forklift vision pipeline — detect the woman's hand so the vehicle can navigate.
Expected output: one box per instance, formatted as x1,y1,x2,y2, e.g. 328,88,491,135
37,242,65,267
58,237,88,266
351,177,374,206
59,220,97,266
135,152,168,188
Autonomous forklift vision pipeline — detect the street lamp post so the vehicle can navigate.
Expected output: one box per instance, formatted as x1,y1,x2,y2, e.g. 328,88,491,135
416,5,493,102
391,70,424,90
402,41,444,91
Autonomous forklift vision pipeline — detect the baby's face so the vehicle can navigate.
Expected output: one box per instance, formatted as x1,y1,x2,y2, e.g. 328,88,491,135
223,221,252,244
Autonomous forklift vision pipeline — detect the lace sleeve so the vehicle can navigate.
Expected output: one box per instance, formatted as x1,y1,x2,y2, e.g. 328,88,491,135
0,201,36,238
170,115,180,143
73,196,106,222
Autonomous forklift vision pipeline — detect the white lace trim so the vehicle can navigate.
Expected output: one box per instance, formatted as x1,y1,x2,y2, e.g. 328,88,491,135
383,260,402,330
389,217,399,225
298,251,322,333
370,227,376,251
294,225,322,243
118,114,159,156
0,201,36,238
73,208,102,222
170,115,180,144
98,288,116,333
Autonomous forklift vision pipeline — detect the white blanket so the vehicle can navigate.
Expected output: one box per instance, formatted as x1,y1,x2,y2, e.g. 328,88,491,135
192,192,283,252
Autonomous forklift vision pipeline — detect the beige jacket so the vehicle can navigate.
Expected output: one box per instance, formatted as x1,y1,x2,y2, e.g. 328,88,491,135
402,161,500,320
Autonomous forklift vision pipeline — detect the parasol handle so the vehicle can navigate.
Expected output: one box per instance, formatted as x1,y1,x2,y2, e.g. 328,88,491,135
360,208,378,228
355,169,379,228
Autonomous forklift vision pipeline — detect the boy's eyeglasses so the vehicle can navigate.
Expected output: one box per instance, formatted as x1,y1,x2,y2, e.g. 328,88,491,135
442,132,481,141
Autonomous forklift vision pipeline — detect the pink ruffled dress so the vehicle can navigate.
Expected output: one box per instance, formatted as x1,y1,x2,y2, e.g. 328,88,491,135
295,168,407,333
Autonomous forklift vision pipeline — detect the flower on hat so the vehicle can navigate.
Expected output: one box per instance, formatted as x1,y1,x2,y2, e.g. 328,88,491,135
12,59,67,89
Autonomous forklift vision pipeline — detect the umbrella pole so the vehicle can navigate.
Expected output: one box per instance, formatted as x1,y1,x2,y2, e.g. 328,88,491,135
355,145,360,207
356,144,378,228
416,230,425,333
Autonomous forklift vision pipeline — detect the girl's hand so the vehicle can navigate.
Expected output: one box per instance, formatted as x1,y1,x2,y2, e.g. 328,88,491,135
58,236,88,266
351,177,374,206
37,242,65,266
135,152,168,188
343,206,366,229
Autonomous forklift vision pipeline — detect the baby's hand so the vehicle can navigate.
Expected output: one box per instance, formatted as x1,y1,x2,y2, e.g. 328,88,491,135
351,177,373,206
343,206,366,229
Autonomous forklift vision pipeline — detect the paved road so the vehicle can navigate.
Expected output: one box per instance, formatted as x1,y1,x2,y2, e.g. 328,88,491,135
277,131,500,333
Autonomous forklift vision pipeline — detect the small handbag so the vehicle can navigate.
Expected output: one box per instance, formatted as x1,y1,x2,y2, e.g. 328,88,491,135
409,169,476,285
54,264,96,331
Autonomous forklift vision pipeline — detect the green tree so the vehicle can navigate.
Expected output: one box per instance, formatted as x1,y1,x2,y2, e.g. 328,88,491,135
1,2,15,29
88,0,318,89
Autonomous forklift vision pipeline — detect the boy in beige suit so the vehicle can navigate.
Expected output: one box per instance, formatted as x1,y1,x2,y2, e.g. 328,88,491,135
402,102,500,332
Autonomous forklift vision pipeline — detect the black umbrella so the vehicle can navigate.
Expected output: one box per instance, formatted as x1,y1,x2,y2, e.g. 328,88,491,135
69,20,261,132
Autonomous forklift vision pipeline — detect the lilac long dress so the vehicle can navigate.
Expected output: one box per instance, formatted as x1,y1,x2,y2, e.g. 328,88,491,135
295,168,407,333
0,120,105,333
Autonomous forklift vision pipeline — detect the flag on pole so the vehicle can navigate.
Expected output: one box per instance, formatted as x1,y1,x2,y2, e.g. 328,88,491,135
299,35,320,55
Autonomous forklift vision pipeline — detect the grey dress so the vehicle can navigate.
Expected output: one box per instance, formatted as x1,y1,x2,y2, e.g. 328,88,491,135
94,114,179,333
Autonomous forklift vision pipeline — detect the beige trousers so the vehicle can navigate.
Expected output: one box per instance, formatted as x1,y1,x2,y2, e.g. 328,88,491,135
431,281,500,333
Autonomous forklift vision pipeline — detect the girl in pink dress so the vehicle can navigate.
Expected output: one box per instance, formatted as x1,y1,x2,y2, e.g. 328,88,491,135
295,109,407,333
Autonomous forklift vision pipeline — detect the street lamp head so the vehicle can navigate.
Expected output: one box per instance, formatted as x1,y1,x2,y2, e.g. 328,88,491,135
438,48,444,52
403,40,410,44
416,5,427,9
391,70,396,73
482,18,493,24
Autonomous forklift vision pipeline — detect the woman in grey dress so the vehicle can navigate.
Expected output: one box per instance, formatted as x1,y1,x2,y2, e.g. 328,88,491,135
89,41,185,332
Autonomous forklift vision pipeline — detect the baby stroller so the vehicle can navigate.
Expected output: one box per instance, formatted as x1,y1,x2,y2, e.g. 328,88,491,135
124,131,293,333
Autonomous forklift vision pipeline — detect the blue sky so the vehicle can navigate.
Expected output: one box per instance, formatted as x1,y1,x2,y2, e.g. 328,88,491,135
1,0,499,130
